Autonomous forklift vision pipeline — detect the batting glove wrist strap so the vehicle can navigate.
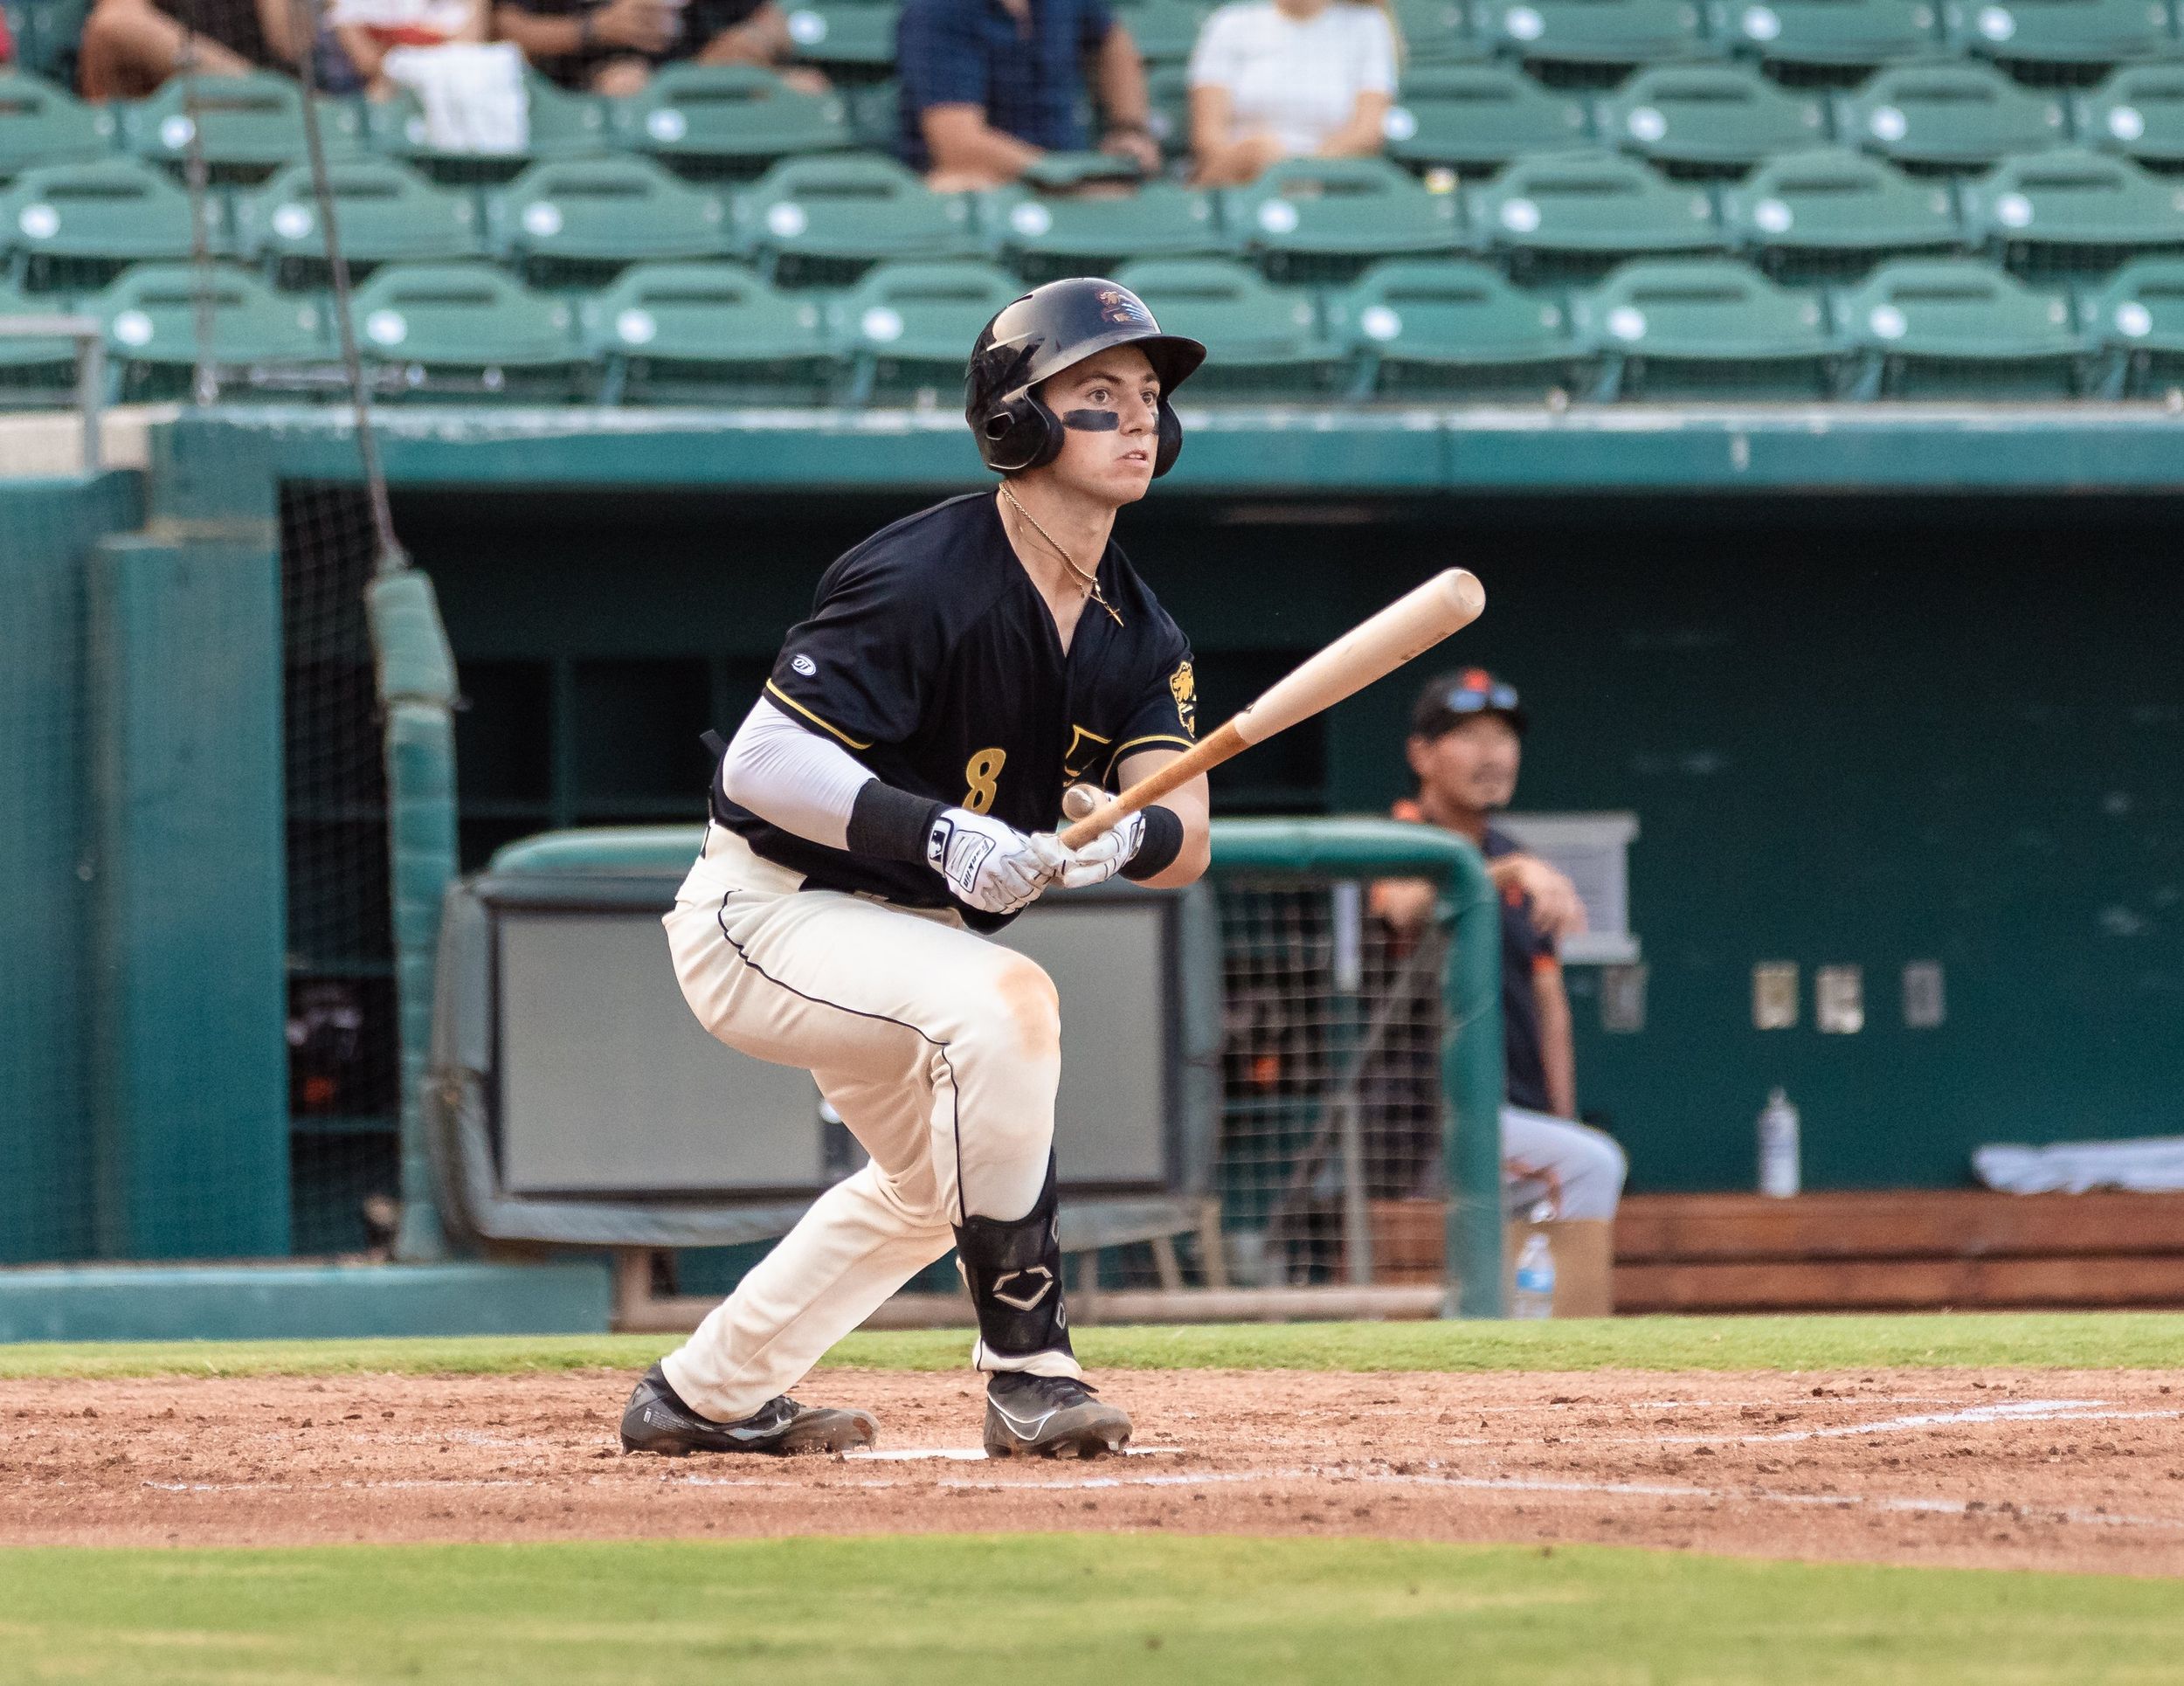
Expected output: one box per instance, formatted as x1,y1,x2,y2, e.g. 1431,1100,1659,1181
954,1152,1073,1363
924,806,1061,915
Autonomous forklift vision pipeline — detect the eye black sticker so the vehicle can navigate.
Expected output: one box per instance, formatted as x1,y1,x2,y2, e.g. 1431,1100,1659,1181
1059,409,1122,432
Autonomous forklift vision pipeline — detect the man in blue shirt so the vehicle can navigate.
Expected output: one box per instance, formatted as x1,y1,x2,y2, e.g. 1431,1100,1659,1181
897,0,1159,185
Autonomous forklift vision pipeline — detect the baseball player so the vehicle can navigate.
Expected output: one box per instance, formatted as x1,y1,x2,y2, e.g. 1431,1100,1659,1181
619,277,1212,1461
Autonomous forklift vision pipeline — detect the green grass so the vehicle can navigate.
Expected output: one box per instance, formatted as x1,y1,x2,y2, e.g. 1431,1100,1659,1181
3,1535,2180,1685
5,1311,2184,1381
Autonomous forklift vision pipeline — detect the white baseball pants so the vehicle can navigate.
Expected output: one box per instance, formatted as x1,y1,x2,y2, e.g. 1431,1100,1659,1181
657,826,1082,1424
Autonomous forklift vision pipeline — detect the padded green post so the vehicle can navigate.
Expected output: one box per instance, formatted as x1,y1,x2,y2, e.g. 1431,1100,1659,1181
369,565,460,1263
86,528,289,1259
1207,818,1504,1316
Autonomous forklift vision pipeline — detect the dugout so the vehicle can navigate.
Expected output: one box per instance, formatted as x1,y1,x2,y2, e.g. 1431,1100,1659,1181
4,403,2182,1278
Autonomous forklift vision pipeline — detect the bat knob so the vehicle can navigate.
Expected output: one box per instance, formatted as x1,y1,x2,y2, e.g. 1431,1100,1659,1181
1061,783,1104,823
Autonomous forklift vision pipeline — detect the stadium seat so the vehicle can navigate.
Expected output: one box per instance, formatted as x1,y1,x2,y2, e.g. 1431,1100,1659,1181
734,153,978,285
2077,66,2184,168
1394,0,1488,60
0,72,118,185
579,260,833,404
985,182,1227,283
1224,156,1465,283
1467,149,1722,277
830,259,1021,401
349,261,589,400
487,156,734,287
845,78,902,150
1707,0,1941,73
1326,258,1584,397
2081,254,2184,393
8,0,93,87
1570,255,1836,397
1720,146,1960,277
1471,0,1714,70
782,0,902,70
233,158,482,288
1110,0,1219,62
1832,256,2084,394
1961,147,2184,276
0,276,86,406
93,261,332,401
1112,257,1346,396
117,71,364,182
609,64,851,176
1597,64,1832,173
0,156,209,293
1381,65,1593,169
366,69,609,183
1940,0,2172,66
1836,64,2070,169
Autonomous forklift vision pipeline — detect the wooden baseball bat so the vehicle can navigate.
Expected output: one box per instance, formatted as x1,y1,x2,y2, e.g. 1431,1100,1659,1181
1057,568,1486,849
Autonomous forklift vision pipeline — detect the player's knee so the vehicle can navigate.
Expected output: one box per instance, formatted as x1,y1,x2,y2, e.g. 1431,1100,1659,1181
980,955,1061,1063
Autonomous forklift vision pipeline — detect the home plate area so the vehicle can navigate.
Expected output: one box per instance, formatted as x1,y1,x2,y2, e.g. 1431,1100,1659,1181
6,1367,2181,1572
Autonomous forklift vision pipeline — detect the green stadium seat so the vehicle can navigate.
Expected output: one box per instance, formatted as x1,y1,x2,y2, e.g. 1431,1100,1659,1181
830,258,1021,401
0,72,118,185
1147,63,1192,158
1941,0,2172,66
117,72,365,182
1224,156,1464,283
1720,146,1960,278
2081,254,2184,393
1467,149,1721,277
579,260,833,404
1596,65,1831,172
985,182,1227,283
93,260,332,401
1394,0,1488,59
1472,0,1713,68
1570,256,1835,397
1708,0,1941,71
2077,66,2184,168
233,158,482,289
734,153,978,286
1832,256,2084,394
487,156,734,287
609,64,851,176
366,69,610,183
349,260,589,400
1836,64,2070,169
1110,0,1219,62
846,78,902,150
1961,147,2184,275
0,275,86,406
8,0,93,86
1,156,211,293
783,0,902,69
1326,258,1583,397
1381,65,1593,169
1112,256,1346,396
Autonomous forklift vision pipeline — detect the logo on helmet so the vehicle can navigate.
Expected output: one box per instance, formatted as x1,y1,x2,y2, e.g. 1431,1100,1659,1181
1096,287,1147,326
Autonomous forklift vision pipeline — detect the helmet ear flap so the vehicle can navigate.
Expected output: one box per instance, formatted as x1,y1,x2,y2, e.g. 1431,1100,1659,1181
980,395,1065,474
1151,398,1184,478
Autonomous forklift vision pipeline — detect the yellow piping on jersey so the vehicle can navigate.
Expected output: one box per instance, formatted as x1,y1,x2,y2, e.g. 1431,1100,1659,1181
764,681,873,751
1104,733,1194,779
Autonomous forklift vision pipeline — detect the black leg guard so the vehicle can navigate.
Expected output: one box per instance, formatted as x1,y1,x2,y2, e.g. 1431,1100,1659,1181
953,1152,1073,1364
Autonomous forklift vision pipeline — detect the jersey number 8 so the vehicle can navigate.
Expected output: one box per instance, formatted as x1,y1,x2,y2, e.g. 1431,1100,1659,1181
962,747,1007,814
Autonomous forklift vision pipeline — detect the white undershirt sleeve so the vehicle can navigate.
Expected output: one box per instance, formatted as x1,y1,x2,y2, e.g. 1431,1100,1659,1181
719,696,875,851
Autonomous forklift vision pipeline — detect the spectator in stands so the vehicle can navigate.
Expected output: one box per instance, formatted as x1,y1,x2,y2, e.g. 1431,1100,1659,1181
895,0,1159,190
330,0,487,98
1186,0,1397,187
79,0,306,97
1371,667,1629,1221
491,0,825,97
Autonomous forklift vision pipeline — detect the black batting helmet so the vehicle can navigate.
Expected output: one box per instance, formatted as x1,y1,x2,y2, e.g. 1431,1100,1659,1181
964,277,1206,478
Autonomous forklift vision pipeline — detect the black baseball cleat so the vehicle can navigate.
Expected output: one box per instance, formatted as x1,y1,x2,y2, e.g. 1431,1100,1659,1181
983,1372,1132,1460
619,1364,877,1457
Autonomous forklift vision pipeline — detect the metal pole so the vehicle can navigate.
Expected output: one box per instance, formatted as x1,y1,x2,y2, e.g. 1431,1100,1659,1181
1329,880,1372,1285
1441,859,1507,1317
77,328,105,472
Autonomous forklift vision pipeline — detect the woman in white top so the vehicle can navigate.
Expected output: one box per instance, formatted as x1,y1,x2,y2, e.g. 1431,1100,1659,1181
1186,0,1399,187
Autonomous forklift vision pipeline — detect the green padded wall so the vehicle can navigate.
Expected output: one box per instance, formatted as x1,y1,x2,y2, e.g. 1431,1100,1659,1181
87,529,292,1258
0,473,144,1264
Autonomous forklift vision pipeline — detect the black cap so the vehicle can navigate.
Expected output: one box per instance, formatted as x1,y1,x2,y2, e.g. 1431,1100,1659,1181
1412,667,1527,739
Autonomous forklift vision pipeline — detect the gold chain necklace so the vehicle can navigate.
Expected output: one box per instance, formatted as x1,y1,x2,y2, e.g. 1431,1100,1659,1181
999,483,1123,628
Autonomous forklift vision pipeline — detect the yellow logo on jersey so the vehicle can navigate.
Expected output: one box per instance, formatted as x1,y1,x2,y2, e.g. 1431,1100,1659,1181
1169,660,1197,736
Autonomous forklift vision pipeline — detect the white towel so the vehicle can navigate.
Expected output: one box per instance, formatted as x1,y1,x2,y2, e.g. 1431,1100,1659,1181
382,41,529,155
1973,1136,2184,1194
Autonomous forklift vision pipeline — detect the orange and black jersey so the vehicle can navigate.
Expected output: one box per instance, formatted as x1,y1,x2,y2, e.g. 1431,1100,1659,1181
713,492,1197,932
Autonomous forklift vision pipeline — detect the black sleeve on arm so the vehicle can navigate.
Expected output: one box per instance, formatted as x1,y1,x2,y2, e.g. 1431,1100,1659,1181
1118,804,1185,881
847,780,946,864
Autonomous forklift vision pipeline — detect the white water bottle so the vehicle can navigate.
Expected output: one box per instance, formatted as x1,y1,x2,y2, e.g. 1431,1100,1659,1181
1758,1087,1801,1198
1512,1232,1556,1319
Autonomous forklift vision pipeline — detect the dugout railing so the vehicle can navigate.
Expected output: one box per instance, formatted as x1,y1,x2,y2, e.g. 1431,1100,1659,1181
420,817,1507,1323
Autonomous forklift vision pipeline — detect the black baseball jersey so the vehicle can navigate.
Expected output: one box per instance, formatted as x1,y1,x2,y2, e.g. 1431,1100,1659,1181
712,492,1199,932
